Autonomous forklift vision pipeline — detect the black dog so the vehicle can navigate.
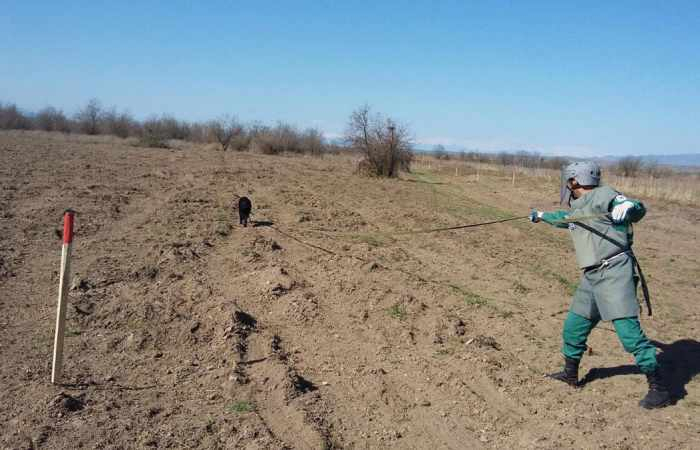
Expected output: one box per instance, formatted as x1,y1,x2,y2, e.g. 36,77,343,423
238,196,252,227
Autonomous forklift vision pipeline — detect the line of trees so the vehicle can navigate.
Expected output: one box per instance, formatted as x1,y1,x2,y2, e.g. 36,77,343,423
6,99,670,179
1,99,413,174
614,156,672,178
0,99,327,155
428,148,675,179
430,146,569,171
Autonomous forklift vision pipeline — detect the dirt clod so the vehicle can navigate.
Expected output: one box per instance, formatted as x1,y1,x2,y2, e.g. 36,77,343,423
50,393,84,414
473,335,501,351
70,276,93,292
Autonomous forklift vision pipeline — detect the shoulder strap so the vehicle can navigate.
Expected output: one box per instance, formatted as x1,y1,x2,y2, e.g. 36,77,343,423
573,220,652,316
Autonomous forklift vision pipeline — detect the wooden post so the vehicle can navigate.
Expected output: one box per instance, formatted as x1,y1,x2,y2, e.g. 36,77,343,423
512,166,516,185
52,210,75,384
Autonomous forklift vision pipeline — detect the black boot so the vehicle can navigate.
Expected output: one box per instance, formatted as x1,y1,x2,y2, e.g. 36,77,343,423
547,357,580,387
639,369,671,409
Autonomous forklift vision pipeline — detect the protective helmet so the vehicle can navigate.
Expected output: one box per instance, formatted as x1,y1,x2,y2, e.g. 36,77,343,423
560,161,601,206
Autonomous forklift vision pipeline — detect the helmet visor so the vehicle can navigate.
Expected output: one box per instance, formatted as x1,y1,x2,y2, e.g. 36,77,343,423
560,171,573,206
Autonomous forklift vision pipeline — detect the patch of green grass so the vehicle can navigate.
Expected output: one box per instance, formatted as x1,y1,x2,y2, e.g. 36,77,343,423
450,284,489,307
434,348,451,358
388,304,407,320
66,329,82,337
354,234,384,247
226,401,254,414
464,293,488,306
411,170,440,184
530,265,581,296
552,274,579,296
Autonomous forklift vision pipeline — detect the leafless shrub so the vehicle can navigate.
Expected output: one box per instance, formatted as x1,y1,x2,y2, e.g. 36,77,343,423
497,151,515,167
249,122,325,155
135,133,170,149
102,108,138,138
345,105,413,177
616,156,644,177
0,103,32,130
545,156,569,170
433,144,450,160
251,127,292,154
299,128,325,156
142,115,190,140
208,116,243,151
35,106,71,132
75,98,102,135
229,130,252,152
270,122,301,153
644,160,673,178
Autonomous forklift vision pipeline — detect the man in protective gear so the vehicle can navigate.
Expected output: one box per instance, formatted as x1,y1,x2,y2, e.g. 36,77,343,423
530,161,671,409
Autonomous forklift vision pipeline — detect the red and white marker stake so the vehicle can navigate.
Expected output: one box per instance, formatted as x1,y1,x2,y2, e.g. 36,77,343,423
51,210,75,384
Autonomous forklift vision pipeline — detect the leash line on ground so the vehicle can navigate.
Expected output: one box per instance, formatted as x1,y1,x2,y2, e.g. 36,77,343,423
307,215,530,237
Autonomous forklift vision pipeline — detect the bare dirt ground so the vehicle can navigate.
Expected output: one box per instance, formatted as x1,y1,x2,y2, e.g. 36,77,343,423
1,130,699,449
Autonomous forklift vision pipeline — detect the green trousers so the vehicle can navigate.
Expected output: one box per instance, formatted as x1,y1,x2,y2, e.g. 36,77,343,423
562,311,658,373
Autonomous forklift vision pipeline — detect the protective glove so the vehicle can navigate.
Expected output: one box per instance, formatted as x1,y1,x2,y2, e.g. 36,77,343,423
611,200,635,224
530,209,544,223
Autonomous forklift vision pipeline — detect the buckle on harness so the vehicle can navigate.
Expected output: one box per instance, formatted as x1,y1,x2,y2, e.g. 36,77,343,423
601,251,628,267
584,250,630,272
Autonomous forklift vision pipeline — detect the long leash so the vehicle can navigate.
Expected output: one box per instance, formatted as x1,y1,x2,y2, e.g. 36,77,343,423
393,215,529,234
308,212,609,238
308,215,530,237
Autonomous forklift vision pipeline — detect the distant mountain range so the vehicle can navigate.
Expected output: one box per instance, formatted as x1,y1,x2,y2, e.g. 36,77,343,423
598,154,700,168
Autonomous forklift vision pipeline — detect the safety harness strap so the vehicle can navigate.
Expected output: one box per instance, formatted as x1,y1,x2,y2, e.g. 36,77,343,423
573,220,652,317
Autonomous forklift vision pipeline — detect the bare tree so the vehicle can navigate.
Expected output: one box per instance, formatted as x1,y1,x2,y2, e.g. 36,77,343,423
643,160,672,178
617,156,644,177
35,106,71,132
208,116,243,151
75,98,102,135
345,105,413,177
433,144,449,160
497,151,514,167
0,103,32,130
300,128,325,156
102,107,137,138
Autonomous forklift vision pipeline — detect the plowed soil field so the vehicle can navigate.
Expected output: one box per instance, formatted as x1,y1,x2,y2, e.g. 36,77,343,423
1,131,698,449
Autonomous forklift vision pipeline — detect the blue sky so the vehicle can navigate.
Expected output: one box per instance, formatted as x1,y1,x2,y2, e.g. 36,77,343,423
2,1,699,156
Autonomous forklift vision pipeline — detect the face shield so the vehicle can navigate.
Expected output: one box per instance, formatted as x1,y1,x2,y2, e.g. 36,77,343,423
560,171,573,207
